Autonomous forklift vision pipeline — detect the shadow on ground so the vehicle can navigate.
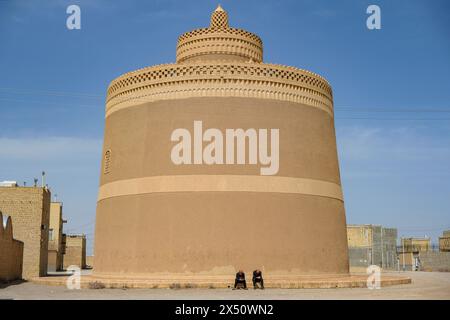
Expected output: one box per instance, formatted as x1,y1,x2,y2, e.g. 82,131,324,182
0,279,26,289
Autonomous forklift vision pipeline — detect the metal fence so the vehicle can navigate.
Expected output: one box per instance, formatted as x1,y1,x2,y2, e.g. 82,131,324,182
349,244,446,271
348,246,398,270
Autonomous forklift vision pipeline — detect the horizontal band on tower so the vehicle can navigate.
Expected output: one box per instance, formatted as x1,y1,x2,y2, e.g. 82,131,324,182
97,175,343,202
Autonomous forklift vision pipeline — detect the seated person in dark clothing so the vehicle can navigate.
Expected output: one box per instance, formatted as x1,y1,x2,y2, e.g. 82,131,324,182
252,269,264,289
233,270,247,289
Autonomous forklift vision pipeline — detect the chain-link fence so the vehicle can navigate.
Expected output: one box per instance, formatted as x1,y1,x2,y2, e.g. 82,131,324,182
348,246,398,270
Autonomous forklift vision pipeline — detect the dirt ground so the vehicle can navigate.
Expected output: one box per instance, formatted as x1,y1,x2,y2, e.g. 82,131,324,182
0,271,449,300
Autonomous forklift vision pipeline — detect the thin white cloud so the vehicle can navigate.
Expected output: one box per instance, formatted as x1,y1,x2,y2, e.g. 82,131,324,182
0,136,102,161
337,125,450,164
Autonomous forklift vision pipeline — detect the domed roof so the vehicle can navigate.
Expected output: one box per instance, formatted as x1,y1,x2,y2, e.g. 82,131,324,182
176,5,263,63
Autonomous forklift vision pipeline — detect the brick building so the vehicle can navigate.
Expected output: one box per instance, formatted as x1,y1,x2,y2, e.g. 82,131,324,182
0,185,51,279
401,237,431,253
439,230,450,252
48,202,66,271
399,236,450,271
0,212,24,282
399,237,431,271
63,234,86,269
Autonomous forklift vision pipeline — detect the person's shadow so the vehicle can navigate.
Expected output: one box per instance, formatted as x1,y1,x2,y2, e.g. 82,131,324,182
0,279,26,289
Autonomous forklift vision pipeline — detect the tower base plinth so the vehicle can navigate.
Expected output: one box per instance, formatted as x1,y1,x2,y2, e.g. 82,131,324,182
31,273,411,289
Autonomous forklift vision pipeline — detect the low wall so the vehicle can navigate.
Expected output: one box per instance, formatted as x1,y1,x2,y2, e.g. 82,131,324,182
0,238,23,281
0,214,24,282
420,252,450,272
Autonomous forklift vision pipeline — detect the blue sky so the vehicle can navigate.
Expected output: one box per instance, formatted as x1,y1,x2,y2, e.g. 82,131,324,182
1,0,449,254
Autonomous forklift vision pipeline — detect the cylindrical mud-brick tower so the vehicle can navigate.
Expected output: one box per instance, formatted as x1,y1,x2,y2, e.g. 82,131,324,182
94,6,349,284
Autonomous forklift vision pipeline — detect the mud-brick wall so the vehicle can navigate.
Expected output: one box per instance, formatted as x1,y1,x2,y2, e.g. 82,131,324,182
0,214,24,282
420,252,450,272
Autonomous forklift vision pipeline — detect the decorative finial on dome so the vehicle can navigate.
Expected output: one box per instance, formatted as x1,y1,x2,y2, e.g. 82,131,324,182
210,4,229,29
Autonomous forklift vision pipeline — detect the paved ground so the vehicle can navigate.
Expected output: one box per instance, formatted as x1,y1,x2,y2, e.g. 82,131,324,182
0,271,449,300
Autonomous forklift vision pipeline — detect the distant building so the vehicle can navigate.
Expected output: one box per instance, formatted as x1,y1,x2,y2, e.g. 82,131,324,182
47,202,67,272
63,234,86,269
0,181,18,187
61,233,67,264
399,236,450,272
0,185,51,279
0,212,24,282
401,237,431,253
399,237,431,271
439,230,450,252
347,225,398,269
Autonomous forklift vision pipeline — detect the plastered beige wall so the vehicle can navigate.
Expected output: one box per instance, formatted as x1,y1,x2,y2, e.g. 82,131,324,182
94,97,349,276
64,235,86,269
347,226,372,248
0,214,24,281
48,202,64,271
0,187,50,279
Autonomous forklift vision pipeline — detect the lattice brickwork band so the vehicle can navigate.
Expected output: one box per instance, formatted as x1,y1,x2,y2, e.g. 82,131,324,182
104,6,333,118
176,5,263,63
210,4,229,29
105,62,333,118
